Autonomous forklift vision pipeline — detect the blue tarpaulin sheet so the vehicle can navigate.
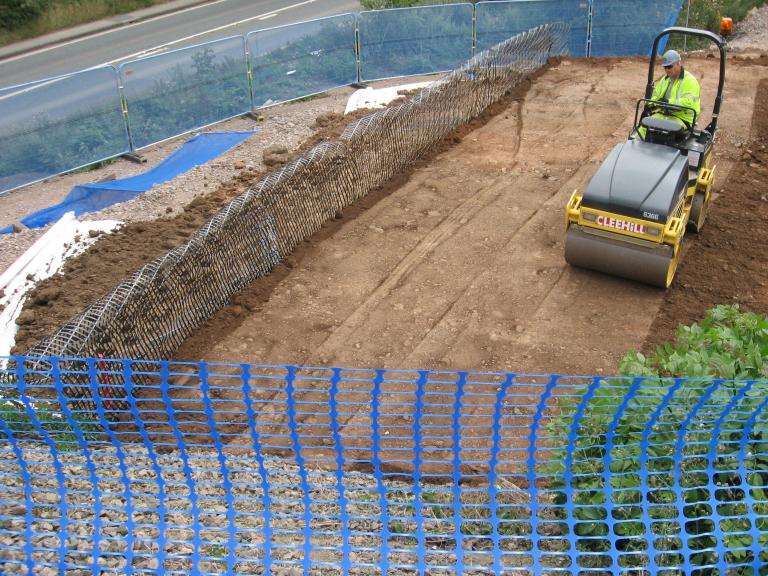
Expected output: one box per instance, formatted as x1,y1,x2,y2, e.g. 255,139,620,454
0,225,13,235
20,131,253,229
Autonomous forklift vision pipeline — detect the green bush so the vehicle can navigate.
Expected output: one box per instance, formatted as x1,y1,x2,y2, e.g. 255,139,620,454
0,0,49,31
620,304,768,380
541,305,768,570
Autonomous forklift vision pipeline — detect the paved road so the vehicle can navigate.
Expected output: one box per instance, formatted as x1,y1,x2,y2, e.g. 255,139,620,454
0,0,360,89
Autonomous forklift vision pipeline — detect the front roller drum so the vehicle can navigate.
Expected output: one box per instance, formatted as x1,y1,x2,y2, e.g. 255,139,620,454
565,226,679,288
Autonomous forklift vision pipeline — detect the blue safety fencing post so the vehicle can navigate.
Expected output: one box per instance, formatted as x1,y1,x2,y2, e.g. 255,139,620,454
248,14,358,110
120,36,251,150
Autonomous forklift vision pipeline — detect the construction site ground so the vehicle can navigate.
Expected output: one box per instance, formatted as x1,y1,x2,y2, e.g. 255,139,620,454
8,52,768,377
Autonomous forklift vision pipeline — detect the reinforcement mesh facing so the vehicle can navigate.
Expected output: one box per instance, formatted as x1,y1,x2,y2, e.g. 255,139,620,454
0,357,766,574
20,24,568,379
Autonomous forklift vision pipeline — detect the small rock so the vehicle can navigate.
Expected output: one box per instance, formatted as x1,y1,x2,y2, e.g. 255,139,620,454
33,288,61,306
7,505,26,517
263,144,291,167
234,160,246,169
313,112,342,128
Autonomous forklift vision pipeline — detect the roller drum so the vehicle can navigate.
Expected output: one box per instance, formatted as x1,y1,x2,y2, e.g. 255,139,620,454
565,225,676,288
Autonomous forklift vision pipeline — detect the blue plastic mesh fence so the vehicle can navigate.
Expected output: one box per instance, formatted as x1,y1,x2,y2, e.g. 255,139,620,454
248,14,358,109
1,356,766,575
590,0,685,57
358,4,475,82
475,1,590,57
120,36,251,150
0,67,130,196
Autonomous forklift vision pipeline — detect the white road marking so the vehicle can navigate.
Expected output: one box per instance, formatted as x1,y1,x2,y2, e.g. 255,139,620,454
109,0,317,63
0,0,317,66
0,0,229,64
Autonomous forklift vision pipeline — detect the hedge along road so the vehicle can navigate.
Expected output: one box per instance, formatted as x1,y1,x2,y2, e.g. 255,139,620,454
0,0,360,89
170,54,768,377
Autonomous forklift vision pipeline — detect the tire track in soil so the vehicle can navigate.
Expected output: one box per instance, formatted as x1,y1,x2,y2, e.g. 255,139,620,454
260,60,663,472
310,176,515,365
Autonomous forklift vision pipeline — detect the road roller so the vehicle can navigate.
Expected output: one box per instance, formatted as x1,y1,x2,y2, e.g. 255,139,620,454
565,26,726,287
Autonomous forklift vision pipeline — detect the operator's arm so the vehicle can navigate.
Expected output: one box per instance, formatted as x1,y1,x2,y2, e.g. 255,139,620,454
650,79,665,102
677,74,701,115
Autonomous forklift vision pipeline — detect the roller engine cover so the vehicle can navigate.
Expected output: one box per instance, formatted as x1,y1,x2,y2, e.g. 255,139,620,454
582,139,690,222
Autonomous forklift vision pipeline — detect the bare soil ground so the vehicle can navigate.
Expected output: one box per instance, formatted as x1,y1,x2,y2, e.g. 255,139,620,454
9,52,768,376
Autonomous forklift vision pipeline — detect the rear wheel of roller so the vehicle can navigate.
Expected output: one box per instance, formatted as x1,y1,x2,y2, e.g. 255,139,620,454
688,192,707,233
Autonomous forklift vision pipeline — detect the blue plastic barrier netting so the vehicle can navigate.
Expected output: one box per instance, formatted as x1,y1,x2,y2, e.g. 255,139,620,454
20,132,253,229
0,67,130,197
590,0,685,57
248,14,358,109
1,357,767,574
359,4,475,82
476,0,589,57
121,36,251,150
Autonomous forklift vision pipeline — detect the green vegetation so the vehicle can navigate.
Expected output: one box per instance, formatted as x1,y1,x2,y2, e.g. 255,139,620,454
679,0,767,31
545,305,768,570
0,0,174,47
672,0,767,48
359,0,476,8
620,304,768,379
0,398,103,451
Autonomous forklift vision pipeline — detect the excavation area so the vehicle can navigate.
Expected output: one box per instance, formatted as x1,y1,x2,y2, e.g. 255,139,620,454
10,53,768,376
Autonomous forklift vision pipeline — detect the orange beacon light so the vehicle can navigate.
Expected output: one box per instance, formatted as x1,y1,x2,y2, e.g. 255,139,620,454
720,17,733,37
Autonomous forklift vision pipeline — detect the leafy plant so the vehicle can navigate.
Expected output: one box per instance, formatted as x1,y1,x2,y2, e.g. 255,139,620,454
620,304,768,380
535,306,768,571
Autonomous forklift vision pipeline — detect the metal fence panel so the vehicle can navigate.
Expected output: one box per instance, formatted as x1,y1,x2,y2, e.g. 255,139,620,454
358,4,475,82
121,36,251,150
0,67,129,196
590,0,684,56
248,14,358,109
476,0,590,57
1,357,766,574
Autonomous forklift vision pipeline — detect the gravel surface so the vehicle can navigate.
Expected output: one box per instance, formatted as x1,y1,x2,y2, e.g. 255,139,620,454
0,441,534,574
730,4,768,50
0,84,366,277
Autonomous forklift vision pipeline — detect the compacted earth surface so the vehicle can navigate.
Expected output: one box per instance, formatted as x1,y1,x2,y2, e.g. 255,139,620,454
3,47,768,377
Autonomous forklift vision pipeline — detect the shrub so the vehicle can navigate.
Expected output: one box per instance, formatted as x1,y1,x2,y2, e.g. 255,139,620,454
0,0,49,31
619,304,768,380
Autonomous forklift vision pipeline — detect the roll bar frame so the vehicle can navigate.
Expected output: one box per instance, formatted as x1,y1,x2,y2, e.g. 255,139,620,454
644,26,726,135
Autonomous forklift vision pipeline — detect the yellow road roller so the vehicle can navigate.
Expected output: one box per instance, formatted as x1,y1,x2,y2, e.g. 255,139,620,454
565,26,725,287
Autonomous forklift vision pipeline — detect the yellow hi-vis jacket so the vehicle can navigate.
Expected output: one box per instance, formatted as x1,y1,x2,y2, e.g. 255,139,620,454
651,67,701,128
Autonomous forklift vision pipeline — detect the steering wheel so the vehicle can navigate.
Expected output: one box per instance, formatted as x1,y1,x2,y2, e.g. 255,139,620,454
643,100,695,131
